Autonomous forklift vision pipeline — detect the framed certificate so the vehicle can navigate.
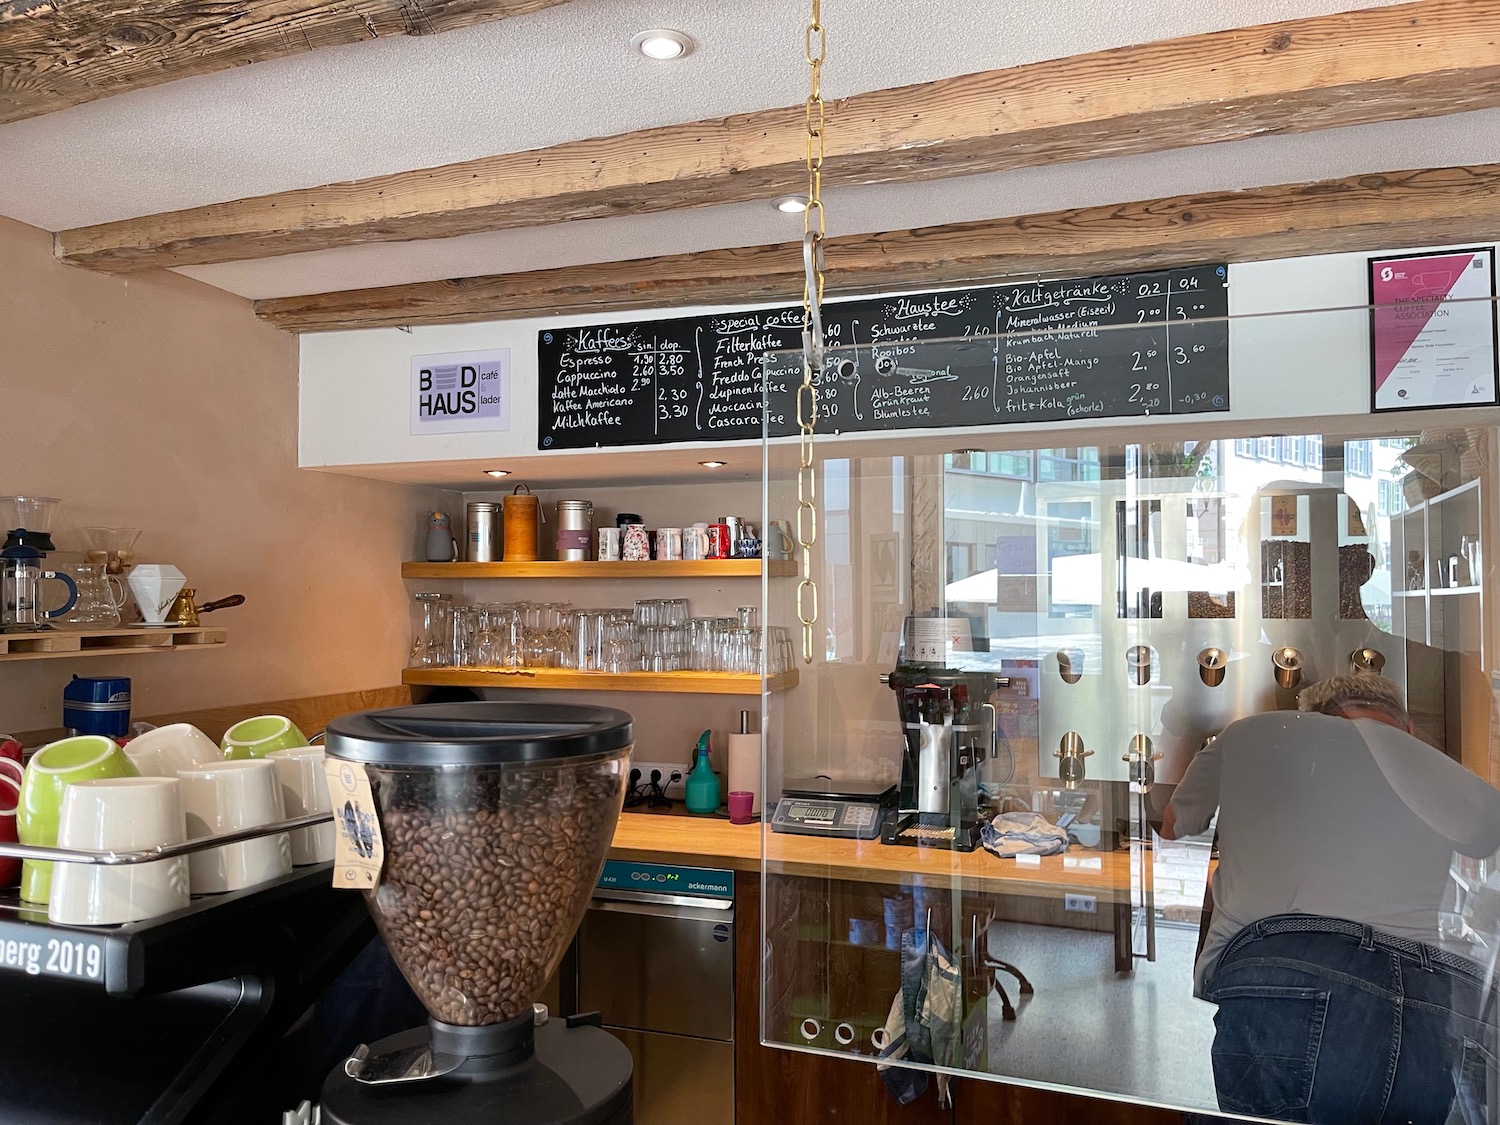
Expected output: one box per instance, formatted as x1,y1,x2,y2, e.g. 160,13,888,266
1369,247,1499,412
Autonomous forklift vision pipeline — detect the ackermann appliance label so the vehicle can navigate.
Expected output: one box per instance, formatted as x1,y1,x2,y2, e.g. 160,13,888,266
411,348,511,435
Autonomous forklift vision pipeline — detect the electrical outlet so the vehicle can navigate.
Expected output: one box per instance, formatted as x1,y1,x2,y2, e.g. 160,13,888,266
1064,893,1097,914
629,759,690,799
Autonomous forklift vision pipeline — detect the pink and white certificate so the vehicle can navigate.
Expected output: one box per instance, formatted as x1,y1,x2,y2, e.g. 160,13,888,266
1370,248,1498,412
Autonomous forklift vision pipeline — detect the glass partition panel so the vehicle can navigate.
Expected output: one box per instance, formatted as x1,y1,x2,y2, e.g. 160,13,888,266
761,301,1500,1122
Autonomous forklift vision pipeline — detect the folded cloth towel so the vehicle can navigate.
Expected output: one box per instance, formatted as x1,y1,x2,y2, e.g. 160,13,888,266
980,811,1069,858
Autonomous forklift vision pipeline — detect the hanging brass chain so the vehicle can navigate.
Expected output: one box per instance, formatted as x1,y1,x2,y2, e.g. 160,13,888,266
796,0,825,665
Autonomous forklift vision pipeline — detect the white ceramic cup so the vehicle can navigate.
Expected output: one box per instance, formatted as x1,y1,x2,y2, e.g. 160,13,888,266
683,524,710,561
176,759,291,894
266,747,334,865
124,723,222,777
655,527,683,561
596,526,621,561
49,776,189,926
126,565,187,624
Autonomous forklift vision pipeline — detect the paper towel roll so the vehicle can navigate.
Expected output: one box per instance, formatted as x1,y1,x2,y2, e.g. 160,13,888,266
727,732,761,814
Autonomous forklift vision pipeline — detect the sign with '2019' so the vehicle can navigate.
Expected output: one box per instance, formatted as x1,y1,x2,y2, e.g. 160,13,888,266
410,348,511,435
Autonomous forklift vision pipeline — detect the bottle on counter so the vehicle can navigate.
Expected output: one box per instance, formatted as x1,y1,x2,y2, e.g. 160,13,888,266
684,729,721,815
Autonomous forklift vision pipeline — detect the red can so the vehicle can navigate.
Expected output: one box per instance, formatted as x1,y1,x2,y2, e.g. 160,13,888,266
707,522,733,559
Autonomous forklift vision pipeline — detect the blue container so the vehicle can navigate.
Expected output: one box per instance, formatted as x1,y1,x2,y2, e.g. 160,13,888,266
62,675,131,739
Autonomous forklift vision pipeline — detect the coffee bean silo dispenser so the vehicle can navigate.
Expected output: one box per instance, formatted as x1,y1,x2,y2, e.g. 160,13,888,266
320,701,635,1125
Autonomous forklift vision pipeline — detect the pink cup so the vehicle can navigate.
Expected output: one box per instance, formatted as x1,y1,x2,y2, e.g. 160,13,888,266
728,790,755,825
0,737,21,764
0,759,22,787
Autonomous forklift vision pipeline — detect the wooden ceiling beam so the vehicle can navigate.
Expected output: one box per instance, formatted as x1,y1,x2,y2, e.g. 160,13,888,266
253,163,1500,332
0,0,572,126
56,0,1500,273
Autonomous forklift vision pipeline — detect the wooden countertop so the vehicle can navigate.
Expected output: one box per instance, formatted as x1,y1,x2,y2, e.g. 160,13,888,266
608,810,1135,900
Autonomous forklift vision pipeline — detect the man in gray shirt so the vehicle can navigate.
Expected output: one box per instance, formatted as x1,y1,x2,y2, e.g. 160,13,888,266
1163,675,1500,1124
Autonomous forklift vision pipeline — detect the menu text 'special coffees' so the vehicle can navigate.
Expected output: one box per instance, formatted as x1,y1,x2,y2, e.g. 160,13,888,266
367,756,625,1025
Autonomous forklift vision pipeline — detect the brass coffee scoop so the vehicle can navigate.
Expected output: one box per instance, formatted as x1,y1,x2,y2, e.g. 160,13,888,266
166,589,246,626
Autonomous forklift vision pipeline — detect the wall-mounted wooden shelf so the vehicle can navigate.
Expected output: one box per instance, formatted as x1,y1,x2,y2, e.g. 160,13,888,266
0,626,227,662
402,560,794,580
403,667,797,695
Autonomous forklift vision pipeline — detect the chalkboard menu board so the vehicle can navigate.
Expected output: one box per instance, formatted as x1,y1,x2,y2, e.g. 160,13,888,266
537,264,1228,450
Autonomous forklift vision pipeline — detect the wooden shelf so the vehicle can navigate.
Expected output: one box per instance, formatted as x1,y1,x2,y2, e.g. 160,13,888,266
403,667,798,695
0,626,227,662
402,559,795,580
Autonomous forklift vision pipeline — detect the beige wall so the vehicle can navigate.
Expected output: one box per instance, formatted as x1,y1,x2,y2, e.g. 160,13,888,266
0,216,451,735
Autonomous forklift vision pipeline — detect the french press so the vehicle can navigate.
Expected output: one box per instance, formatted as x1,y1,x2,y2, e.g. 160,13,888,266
1,495,76,630
1,534,77,631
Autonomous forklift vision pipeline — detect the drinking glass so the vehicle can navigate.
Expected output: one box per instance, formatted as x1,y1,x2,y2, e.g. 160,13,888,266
410,593,453,668
601,611,639,673
689,617,720,670
451,604,480,667
573,610,607,671
767,626,794,674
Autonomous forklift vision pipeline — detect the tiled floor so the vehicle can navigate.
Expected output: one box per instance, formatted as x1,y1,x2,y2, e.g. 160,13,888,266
979,916,1219,1114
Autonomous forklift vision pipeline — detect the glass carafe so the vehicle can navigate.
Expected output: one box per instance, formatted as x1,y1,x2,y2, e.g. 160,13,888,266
54,562,127,628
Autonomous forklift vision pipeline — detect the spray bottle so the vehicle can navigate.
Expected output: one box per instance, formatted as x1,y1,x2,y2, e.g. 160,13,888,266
684,728,721,814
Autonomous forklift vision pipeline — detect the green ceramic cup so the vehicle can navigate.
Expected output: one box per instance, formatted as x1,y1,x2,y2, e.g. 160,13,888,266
221,715,309,761
19,734,140,904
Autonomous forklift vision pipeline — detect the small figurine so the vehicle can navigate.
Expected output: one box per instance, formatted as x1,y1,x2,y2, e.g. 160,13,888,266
426,512,457,562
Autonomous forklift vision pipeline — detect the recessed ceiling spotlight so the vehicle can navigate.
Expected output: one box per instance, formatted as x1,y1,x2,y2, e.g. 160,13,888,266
631,28,695,60
772,194,809,214
699,460,727,469
483,469,511,478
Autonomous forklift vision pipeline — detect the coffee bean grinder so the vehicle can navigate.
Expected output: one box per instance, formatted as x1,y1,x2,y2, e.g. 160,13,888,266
319,702,636,1125
880,616,1000,851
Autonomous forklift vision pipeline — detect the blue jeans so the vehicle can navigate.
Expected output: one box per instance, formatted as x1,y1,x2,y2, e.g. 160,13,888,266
1204,916,1498,1125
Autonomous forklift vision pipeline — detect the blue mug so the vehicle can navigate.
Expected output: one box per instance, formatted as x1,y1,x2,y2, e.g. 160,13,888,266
62,675,132,739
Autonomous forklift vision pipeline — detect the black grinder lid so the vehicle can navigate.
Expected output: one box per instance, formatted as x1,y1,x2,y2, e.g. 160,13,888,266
324,701,633,768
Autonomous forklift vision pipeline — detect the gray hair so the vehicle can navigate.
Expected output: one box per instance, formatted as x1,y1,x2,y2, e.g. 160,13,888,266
1297,674,1407,716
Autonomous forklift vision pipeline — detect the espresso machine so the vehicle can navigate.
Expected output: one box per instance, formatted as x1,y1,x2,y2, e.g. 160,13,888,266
880,616,1000,851
319,702,636,1125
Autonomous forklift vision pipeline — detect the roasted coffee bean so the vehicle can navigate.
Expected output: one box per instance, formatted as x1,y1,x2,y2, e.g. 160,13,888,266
364,756,625,1025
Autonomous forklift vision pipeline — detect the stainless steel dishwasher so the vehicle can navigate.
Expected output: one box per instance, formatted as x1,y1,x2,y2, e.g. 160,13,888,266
578,859,735,1125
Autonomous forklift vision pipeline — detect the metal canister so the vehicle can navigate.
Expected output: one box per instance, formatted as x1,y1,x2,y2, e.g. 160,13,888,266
555,500,594,562
465,502,499,562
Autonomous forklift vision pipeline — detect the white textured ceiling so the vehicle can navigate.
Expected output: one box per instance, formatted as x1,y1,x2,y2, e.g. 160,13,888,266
0,0,1426,300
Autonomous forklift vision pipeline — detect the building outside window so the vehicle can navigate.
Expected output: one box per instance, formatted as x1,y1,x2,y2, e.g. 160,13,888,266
1347,440,1373,476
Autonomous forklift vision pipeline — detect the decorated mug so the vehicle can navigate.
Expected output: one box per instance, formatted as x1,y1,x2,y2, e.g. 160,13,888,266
622,524,651,562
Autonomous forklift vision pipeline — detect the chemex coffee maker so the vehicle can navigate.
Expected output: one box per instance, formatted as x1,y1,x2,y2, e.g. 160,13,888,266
319,701,636,1125
1,495,77,632
880,615,1001,852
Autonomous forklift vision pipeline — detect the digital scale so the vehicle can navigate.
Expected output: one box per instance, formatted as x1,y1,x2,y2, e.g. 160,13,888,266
770,778,897,840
